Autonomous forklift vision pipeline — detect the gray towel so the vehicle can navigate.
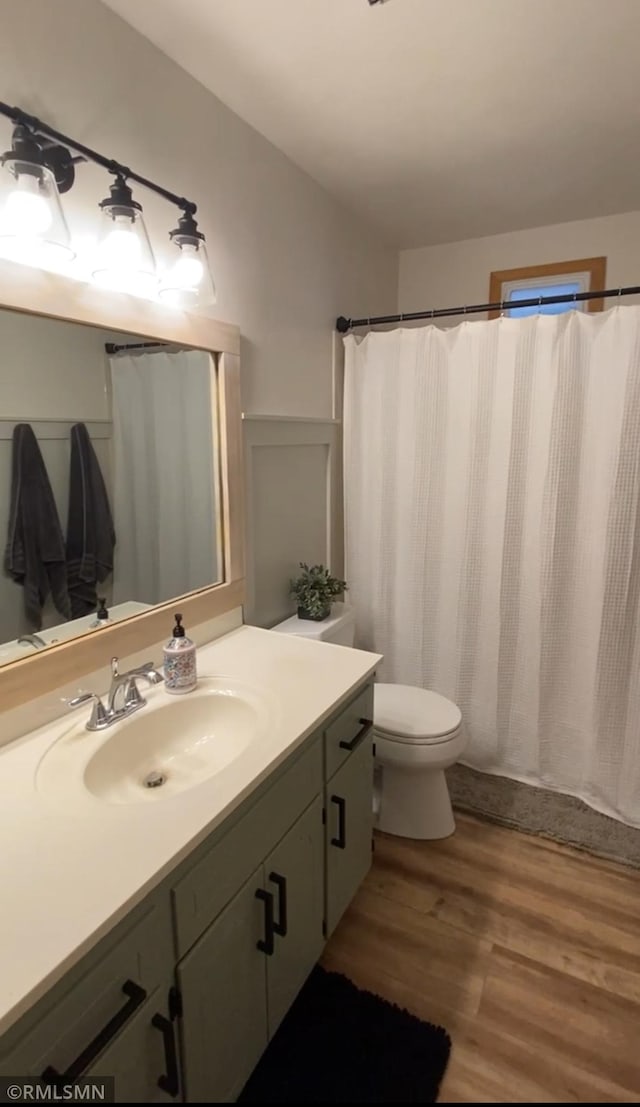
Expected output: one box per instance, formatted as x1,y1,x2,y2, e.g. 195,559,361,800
66,423,115,618
4,423,71,629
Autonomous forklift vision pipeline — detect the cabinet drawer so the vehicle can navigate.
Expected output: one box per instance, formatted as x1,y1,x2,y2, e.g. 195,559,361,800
324,682,374,779
173,737,322,956
0,896,173,1078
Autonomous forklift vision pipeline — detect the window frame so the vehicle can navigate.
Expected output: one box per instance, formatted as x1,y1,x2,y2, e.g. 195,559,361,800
488,257,607,320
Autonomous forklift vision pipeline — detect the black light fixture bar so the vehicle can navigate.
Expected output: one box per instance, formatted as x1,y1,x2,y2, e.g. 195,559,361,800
336,285,640,333
0,101,197,214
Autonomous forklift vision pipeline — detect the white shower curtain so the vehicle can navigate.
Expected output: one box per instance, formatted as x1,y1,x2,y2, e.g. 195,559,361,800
110,349,218,607
344,306,640,827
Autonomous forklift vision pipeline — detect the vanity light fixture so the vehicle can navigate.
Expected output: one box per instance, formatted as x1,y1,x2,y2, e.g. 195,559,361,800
159,209,216,307
92,174,157,296
0,124,75,266
0,102,217,307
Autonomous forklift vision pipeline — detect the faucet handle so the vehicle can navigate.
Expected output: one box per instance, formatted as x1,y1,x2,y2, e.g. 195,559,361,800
65,691,108,731
66,691,97,709
111,657,120,679
128,661,164,684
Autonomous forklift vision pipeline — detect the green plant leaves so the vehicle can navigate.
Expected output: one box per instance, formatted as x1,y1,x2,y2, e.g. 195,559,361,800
290,562,348,616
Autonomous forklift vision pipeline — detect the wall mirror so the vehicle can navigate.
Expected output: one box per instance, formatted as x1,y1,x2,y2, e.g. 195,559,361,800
0,307,223,668
0,260,243,707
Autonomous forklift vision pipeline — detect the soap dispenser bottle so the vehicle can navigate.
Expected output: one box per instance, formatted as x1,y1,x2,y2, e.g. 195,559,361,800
90,598,111,628
163,613,197,695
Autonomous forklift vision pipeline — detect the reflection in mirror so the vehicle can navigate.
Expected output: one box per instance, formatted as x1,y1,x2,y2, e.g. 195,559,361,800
0,308,221,668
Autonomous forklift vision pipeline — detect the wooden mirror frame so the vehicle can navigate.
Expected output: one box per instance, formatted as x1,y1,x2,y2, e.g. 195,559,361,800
0,259,244,710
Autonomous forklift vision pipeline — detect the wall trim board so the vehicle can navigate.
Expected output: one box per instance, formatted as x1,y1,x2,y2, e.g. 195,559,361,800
243,417,343,628
332,330,346,422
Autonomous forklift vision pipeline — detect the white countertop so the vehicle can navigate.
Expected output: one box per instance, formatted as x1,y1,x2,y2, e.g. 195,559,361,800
0,625,380,1037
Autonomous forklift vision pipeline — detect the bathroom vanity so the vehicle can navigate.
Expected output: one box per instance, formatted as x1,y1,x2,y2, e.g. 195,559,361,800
0,251,363,1102
0,626,380,1102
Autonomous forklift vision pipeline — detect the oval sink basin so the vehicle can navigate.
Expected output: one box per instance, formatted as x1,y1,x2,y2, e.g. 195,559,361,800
37,678,274,806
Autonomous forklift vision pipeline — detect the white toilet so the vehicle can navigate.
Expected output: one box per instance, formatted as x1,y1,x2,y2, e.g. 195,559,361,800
271,604,467,840
373,683,466,839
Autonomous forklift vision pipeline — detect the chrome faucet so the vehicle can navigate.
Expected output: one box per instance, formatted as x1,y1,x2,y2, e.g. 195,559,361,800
67,656,164,732
106,656,164,714
17,633,47,650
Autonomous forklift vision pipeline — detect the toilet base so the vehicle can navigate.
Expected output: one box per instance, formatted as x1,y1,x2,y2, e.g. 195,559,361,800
376,763,456,840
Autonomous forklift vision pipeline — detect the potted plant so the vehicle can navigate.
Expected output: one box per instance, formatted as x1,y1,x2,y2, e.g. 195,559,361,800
290,562,347,622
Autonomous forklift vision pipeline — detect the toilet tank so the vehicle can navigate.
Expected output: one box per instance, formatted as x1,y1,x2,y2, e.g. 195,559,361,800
270,602,356,647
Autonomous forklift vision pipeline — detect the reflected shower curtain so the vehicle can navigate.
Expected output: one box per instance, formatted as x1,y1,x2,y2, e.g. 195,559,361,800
344,307,640,827
110,349,218,607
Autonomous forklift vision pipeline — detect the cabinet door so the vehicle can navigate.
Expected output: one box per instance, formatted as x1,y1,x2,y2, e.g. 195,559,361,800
325,730,373,936
265,797,324,1035
86,987,179,1104
177,868,268,1103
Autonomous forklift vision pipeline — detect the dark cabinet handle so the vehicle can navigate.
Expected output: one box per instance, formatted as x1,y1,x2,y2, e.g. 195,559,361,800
255,887,275,955
152,1013,180,1098
330,794,347,849
269,871,288,938
339,718,372,752
42,979,147,1086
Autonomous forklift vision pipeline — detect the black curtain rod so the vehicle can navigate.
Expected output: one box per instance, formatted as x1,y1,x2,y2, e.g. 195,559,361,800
336,285,640,333
0,102,196,214
105,341,168,354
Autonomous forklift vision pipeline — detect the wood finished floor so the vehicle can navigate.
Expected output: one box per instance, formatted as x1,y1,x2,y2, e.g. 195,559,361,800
321,813,640,1103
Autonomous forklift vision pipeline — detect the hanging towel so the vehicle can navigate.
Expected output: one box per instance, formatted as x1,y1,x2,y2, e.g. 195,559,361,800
4,423,71,628
66,422,116,618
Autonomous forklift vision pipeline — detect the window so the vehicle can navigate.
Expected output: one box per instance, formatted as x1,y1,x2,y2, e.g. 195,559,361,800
488,257,606,319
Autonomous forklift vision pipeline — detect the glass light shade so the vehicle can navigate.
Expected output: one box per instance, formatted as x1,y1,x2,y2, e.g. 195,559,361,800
159,240,216,308
0,158,74,267
92,207,157,296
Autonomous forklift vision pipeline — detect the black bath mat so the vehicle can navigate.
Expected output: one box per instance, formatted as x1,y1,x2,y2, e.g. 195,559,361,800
238,966,451,1103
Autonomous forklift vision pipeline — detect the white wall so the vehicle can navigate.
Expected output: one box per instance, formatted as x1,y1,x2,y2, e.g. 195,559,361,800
399,211,640,319
0,0,397,418
0,0,397,631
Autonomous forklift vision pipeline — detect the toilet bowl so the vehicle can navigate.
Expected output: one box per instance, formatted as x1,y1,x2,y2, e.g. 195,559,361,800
374,683,467,840
270,604,466,840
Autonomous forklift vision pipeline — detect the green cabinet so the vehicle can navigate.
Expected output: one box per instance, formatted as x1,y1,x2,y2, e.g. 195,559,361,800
178,869,268,1103
86,988,179,1104
178,798,324,1101
0,897,176,1105
265,796,324,1035
325,729,374,936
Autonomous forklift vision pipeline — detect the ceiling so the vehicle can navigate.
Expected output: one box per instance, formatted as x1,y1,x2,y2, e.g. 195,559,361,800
101,0,640,249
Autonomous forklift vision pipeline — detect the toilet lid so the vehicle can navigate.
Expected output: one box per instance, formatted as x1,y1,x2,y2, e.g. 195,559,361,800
374,684,462,743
